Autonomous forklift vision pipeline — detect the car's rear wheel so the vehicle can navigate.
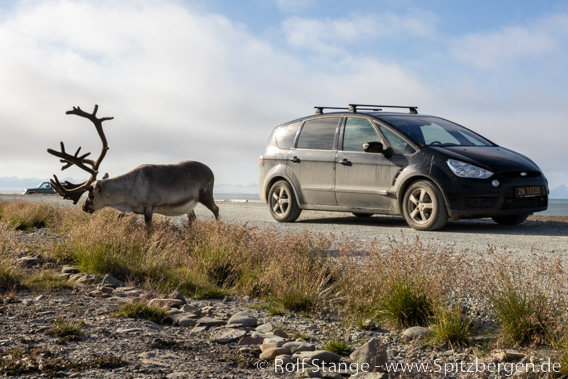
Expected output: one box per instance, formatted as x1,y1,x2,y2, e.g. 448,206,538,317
491,214,529,225
268,180,301,222
402,180,448,231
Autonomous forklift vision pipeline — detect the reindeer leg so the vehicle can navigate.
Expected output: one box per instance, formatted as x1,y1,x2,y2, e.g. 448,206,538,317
187,210,197,225
143,207,153,227
199,191,220,220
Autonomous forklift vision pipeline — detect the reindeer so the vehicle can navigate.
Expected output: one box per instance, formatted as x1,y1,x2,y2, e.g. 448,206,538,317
48,105,219,226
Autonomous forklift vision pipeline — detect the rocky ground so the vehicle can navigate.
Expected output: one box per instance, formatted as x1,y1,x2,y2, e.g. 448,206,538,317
1,254,563,379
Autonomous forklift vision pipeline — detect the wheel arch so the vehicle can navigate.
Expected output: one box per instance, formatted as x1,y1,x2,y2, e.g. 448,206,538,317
396,175,450,216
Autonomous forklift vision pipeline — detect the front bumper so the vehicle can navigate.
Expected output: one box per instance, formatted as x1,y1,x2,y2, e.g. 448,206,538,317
443,176,548,219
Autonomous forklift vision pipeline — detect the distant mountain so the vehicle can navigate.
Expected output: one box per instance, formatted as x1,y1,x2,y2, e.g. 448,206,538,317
0,176,50,193
550,185,568,199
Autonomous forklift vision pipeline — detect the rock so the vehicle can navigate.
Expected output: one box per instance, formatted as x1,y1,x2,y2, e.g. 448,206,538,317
227,311,257,327
168,291,187,305
496,349,526,362
273,329,288,338
61,266,80,274
260,341,287,352
15,256,40,267
402,326,431,341
349,337,387,370
282,340,316,354
101,274,126,288
255,323,275,334
259,347,291,360
294,350,341,365
238,336,264,345
195,316,226,327
148,299,184,309
212,328,246,344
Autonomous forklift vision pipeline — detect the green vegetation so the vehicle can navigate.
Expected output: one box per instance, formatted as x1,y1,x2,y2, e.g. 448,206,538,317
112,301,170,324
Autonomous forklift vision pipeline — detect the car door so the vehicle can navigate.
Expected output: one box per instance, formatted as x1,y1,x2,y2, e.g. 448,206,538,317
335,117,401,210
286,117,340,206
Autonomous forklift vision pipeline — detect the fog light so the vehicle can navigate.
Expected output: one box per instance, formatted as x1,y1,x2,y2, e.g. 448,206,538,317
491,180,500,187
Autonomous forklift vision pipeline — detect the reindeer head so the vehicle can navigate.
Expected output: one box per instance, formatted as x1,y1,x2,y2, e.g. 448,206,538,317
48,105,113,208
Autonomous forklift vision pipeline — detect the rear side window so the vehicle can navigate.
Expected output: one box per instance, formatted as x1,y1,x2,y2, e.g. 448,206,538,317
297,117,339,150
274,121,301,149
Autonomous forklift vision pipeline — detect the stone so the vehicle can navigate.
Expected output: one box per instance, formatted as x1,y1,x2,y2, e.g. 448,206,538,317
282,340,316,354
227,311,257,327
148,299,184,309
259,347,291,360
195,316,226,327
255,323,275,334
61,266,80,274
294,350,341,365
212,328,246,344
402,326,431,341
168,291,187,305
101,274,126,288
496,349,526,362
349,337,387,371
260,341,287,352
273,329,288,338
238,336,264,345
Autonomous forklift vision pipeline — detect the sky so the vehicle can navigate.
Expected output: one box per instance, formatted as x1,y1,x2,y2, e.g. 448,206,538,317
1,0,567,191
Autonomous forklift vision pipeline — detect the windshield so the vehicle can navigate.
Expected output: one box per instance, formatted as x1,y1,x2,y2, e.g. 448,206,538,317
378,115,495,147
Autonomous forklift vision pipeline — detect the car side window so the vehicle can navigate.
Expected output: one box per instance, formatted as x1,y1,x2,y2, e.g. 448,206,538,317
296,117,339,150
40,183,50,189
378,125,416,154
342,118,382,152
275,121,301,149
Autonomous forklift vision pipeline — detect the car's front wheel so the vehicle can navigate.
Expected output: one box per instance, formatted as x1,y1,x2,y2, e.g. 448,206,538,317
491,214,529,225
402,180,448,231
268,180,301,222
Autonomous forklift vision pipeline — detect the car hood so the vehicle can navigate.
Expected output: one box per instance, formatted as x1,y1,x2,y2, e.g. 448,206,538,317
431,146,541,173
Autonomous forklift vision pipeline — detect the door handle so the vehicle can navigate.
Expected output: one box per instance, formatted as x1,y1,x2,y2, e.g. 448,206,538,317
290,156,300,163
339,158,351,166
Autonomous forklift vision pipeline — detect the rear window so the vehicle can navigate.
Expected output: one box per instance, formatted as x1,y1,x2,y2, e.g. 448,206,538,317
297,117,339,150
274,121,301,149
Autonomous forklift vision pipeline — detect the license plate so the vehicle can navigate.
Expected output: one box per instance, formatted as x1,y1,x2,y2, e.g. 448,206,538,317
515,186,542,198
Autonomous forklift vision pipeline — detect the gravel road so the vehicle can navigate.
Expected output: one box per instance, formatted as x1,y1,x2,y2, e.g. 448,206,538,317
3,194,567,255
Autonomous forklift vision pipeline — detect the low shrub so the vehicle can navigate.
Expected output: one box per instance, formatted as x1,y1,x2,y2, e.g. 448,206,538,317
112,301,169,324
429,302,473,347
480,249,563,346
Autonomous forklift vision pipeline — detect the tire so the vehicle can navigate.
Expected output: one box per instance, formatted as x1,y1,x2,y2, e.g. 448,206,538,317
402,180,448,231
492,214,529,225
268,180,301,222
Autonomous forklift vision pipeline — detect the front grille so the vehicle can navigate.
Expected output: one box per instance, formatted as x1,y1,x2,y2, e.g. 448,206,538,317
501,196,547,210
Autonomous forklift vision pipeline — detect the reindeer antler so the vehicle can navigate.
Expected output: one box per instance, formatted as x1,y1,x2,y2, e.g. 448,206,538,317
47,105,113,204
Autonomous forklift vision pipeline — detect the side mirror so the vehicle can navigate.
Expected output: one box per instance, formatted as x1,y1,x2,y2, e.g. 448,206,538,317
363,141,384,153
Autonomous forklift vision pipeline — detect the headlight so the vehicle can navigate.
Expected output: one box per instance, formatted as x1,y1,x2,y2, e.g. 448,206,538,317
447,159,493,179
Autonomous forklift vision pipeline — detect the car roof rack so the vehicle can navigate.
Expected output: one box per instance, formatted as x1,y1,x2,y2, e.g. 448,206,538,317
314,106,349,114
314,104,418,115
348,104,418,114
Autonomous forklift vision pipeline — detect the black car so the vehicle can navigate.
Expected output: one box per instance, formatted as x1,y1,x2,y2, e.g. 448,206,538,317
22,182,56,195
259,104,548,230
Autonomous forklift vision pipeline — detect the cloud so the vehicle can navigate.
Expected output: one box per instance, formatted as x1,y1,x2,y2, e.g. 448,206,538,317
449,13,568,70
281,11,437,54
